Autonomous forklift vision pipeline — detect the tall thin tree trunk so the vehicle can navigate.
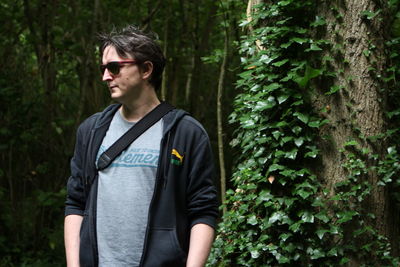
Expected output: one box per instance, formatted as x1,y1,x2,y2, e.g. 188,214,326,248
185,53,195,106
161,0,170,101
217,26,228,215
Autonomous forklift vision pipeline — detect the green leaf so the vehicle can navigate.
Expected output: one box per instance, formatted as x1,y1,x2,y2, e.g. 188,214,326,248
254,98,276,111
315,211,330,223
360,10,381,20
277,95,289,104
337,210,358,224
272,59,289,67
344,140,358,146
264,83,281,92
293,112,309,123
294,138,304,147
325,85,343,95
269,164,284,172
307,43,323,51
316,229,329,239
250,248,260,259
311,16,326,27
292,37,308,44
288,221,302,232
292,126,302,135
272,130,281,140
294,65,322,88
269,211,285,224
285,148,298,159
340,257,350,265
296,189,313,199
301,211,314,223
247,215,258,225
308,120,321,128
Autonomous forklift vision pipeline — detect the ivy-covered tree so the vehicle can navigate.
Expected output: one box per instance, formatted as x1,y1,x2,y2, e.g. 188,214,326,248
209,0,400,266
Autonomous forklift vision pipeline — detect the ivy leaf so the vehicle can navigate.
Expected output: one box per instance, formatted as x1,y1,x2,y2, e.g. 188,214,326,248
250,248,260,259
311,16,326,27
327,247,338,257
269,164,285,172
316,229,329,239
277,95,289,104
387,146,396,154
296,189,313,199
305,43,323,52
315,211,330,223
292,126,302,135
272,59,289,67
294,65,322,88
308,248,325,259
269,211,285,224
254,97,276,111
285,148,298,159
325,85,343,95
336,211,358,224
247,215,258,225
294,138,304,147
264,83,281,92
288,221,302,232
292,37,308,44
344,140,358,146
301,211,314,223
293,112,309,123
360,10,381,20
308,120,321,128
272,130,281,140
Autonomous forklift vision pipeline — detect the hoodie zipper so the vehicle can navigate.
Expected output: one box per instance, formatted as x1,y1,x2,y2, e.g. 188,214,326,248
139,130,170,266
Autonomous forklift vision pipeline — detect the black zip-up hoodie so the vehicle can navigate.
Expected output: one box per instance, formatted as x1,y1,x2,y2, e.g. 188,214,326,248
65,104,219,267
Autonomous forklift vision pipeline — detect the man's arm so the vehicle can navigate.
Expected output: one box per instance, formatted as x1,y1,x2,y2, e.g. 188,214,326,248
186,223,215,267
64,214,83,267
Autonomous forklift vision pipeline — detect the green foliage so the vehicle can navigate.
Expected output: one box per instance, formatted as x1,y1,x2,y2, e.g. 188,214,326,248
209,0,400,266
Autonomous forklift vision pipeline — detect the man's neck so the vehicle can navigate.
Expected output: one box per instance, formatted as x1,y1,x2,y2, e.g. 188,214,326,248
119,94,161,123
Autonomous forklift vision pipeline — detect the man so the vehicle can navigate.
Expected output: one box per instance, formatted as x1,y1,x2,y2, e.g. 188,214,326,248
64,25,218,267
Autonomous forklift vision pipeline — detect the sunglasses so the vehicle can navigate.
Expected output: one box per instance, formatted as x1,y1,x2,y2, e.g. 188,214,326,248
100,60,137,75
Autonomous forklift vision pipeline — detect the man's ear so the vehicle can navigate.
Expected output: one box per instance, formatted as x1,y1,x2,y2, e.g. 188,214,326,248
140,61,153,80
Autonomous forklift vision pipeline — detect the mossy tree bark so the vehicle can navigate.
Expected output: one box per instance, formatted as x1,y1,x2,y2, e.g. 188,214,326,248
311,0,400,261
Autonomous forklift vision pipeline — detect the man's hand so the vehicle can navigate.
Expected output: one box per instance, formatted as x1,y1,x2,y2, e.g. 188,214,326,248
64,214,83,267
186,223,215,267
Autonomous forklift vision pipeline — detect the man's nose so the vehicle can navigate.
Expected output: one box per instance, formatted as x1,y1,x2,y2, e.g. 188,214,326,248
102,69,113,81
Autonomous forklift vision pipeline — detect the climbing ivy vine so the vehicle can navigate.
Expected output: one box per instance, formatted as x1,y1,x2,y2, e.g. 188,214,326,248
208,0,400,266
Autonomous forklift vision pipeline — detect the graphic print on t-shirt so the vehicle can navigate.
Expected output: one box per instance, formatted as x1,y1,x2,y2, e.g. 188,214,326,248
97,146,159,168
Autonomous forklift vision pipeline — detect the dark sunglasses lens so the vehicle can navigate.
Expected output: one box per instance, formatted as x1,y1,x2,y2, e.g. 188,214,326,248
100,62,120,75
107,62,120,75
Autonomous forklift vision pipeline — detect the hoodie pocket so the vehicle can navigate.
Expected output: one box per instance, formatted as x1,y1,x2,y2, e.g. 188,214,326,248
143,228,186,267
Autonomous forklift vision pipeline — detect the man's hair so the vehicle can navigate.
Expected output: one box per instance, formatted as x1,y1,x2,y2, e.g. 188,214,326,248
98,25,165,90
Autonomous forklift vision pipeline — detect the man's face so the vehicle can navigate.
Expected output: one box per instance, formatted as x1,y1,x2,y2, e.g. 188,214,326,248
101,45,146,104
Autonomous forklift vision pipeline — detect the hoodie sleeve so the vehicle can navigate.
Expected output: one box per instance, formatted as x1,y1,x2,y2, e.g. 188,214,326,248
64,120,91,216
186,132,219,229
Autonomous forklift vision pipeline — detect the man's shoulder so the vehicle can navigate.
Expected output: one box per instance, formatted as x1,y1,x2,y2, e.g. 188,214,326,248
172,111,209,140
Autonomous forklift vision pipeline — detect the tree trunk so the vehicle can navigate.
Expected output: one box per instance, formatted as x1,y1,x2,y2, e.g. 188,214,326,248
217,29,228,215
312,0,399,259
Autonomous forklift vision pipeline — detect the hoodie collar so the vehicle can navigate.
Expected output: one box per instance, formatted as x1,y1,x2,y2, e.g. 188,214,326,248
94,103,188,136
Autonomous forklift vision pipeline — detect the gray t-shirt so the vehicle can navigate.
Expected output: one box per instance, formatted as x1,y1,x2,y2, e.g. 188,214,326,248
96,109,163,267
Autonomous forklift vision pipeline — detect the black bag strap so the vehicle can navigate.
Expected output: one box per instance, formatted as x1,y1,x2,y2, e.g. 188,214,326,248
96,102,175,171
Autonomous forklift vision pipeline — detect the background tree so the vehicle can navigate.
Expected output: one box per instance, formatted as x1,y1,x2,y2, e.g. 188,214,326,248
0,0,241,265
